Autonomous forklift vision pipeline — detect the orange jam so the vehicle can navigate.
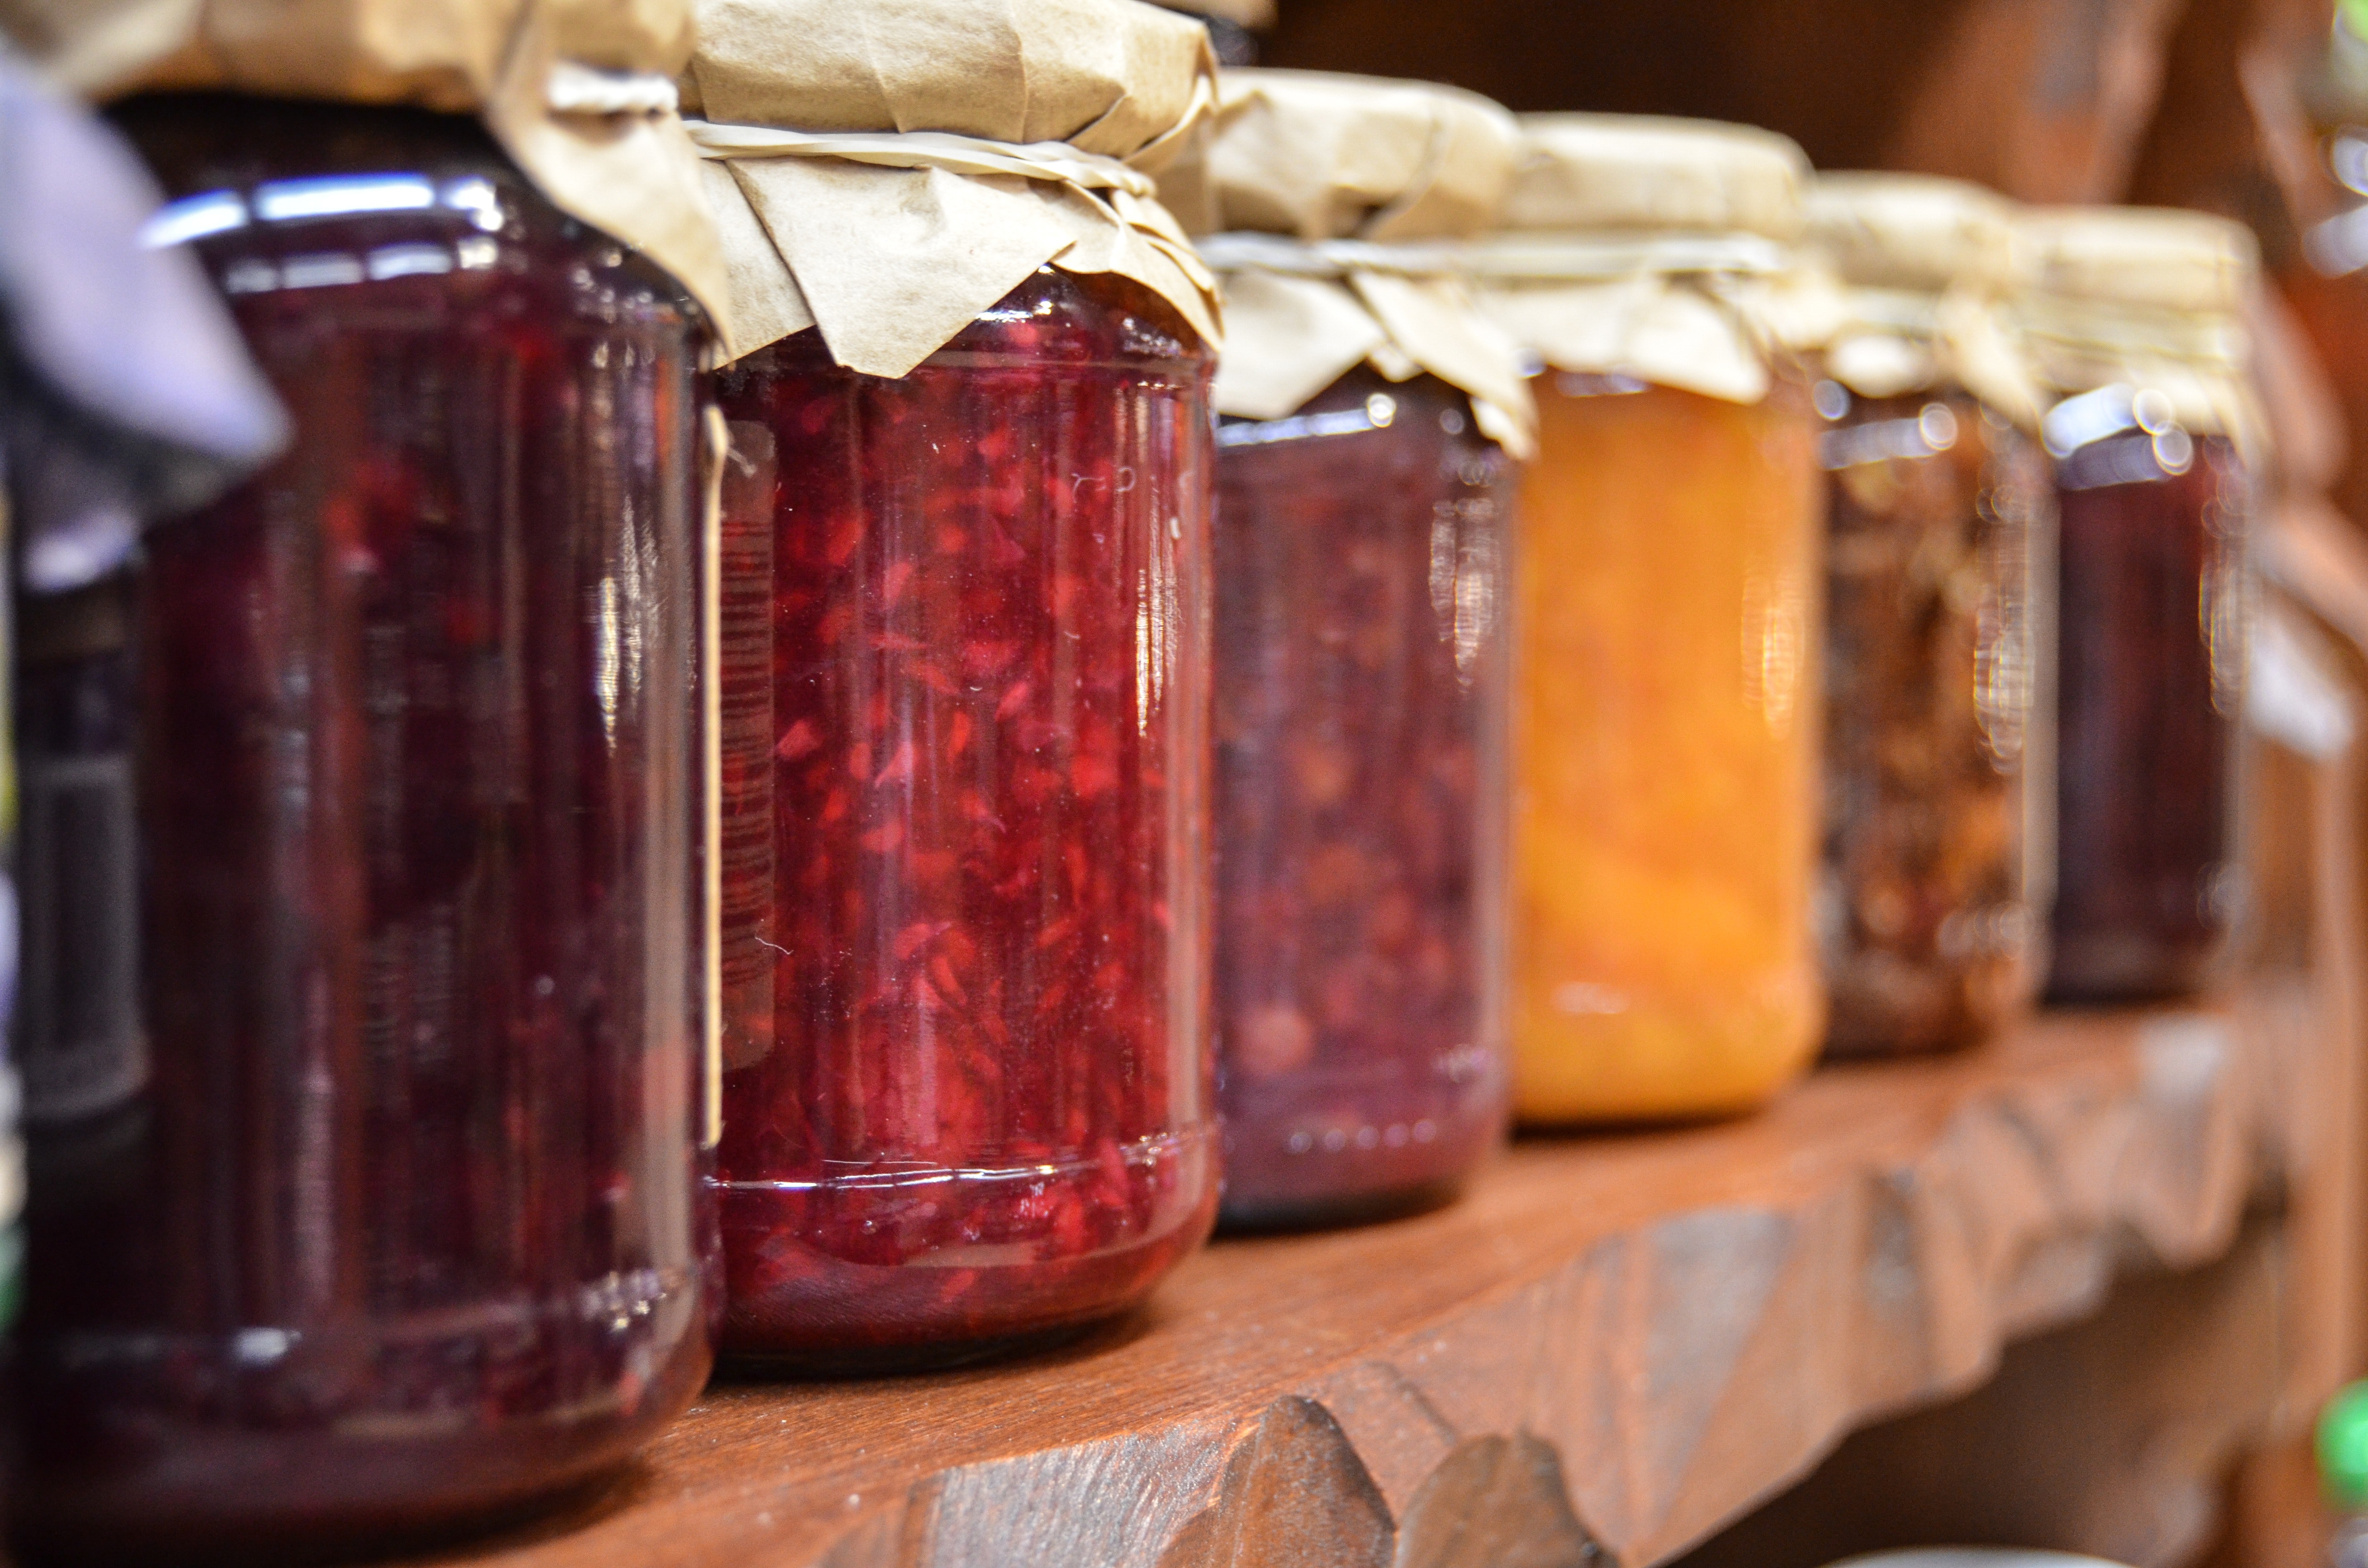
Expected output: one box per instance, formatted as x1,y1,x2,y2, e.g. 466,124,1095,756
1513,374,1825,1121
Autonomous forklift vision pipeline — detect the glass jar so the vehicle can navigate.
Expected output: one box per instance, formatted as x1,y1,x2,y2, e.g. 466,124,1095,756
710,266,1217,1368
1818,384,2052,1055
1210,369,1511,1228
1514,371,1825,1120
15,96,712,1557
2046,411,2248,1001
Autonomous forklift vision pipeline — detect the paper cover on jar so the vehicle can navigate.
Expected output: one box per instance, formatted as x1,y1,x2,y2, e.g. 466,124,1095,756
0,0,732,337
1469,113,1826,407
2011,205,2265,464
680,0,1222,373
1804,172,2045,430
1165,67,1536,459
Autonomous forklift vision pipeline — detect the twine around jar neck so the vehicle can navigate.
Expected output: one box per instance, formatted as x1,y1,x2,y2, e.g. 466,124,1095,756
2013,293,2247,370
1191,232,1471,279
682,119,1157,198
1455,230,1790,282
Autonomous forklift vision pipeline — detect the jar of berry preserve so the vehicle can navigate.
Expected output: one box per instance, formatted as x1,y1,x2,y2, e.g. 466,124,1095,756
1802,174,2056,1057
685,0,1223,1367
4,0,729,1553
2012,208,2261,1003
1176,69,1530,1227
1470,115,1829,1122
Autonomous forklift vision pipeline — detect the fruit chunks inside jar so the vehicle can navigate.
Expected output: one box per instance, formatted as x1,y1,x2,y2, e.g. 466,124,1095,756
712,267,1218,1362
16,97,712,1556
1818,387,2050,1056
1211,370,1512,1226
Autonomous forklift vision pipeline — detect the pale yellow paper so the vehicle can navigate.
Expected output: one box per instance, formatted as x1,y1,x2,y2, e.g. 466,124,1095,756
2011,206,2264,459
1472,114,1819,409
1,0,731,333
682,0,1221,372
1803,172,2044,428
1176,67,1535,455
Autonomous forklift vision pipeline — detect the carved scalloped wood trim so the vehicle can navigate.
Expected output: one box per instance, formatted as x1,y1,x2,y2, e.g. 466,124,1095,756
430,1008,2311,1568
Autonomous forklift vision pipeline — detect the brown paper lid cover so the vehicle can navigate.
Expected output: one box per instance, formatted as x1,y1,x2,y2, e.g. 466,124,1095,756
1806,172,2016,293
1180,67,1520,242
2016,205,2256,317
681,0,1221,373
1,0,732,333
1172,68,1532,454
1501,113,1807,239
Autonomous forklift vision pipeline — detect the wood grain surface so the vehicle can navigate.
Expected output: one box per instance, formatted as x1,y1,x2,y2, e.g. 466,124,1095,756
407,1008,2299,1568
1675,1217,2291,1568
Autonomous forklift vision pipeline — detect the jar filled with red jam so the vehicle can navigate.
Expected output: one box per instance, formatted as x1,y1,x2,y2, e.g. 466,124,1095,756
710,266,1218,1365
2012,209,2258,1004
1180,69,1525,1221
690,0,1224,1368
14,95,714,1557
1210,373,1511,1225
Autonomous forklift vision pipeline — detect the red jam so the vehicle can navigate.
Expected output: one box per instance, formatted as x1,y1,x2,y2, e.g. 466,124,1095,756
1210,370,1511,1227
710,268,1218,1366
15,98,713,1557
2047,426,2248,1001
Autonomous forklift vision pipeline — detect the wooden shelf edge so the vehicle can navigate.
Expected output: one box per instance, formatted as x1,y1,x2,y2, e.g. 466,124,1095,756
434,1005,2306,1568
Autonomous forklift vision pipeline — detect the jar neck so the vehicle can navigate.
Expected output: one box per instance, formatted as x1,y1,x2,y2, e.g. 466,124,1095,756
111,94,518,201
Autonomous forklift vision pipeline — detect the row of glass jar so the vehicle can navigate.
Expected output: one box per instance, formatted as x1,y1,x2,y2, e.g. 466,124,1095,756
7,72,2254,1566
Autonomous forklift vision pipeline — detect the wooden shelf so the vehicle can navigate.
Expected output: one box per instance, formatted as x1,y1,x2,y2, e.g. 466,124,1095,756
418,1006,2311,1568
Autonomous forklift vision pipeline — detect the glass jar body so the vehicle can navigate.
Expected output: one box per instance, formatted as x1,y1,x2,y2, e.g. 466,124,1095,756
2047,429,2249,1002
15,98,713,1557
1211,370,1512,1229
710,269,1218,1367
1818,387,2054,1056
1513,373,1825,1122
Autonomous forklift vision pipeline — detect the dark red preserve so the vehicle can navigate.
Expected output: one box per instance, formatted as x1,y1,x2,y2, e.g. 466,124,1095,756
15,97,713,1557
710,267,1218,1366
1211,370,1511,1226
2047,420,2248,1001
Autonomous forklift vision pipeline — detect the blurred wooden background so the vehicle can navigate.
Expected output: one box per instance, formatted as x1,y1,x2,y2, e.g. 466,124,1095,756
1244,0,2368,1562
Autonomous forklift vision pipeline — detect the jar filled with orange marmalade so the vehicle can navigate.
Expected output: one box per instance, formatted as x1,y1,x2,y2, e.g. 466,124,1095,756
1474,115,1826,1121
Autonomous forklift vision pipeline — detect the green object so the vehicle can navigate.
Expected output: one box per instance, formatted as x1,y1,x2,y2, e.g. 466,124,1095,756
2344,0,2368,44
2320,1381,2368,1508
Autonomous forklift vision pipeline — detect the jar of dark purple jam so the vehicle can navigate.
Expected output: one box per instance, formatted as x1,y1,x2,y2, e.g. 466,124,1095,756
1210,370,1511,1227
13,96,714,1558
709,267,1218,1368
2045,405,2249,1002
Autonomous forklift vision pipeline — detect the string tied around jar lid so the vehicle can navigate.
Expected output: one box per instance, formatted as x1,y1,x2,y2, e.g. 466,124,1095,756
1191,230,1537,459
683,119,1160,200
1192,232,1467,277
